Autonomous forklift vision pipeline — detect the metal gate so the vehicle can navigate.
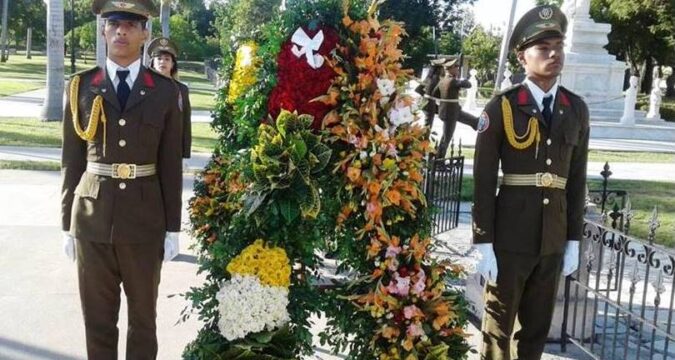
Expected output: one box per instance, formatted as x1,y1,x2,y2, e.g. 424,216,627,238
424,147,464,236
561,163,675,360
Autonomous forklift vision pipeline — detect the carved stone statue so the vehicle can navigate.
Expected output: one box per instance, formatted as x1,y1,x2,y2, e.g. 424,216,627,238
620,75,639,126
646,71,663,120
464,69,479,110
500,68,512,90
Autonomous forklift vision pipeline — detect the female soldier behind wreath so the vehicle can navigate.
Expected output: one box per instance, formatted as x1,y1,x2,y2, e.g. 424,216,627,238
148,37,192,159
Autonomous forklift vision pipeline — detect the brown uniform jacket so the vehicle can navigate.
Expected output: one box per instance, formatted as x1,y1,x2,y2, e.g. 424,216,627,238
432,75,472,122
177,80,192,158
472,83,589,255
61,65,183,244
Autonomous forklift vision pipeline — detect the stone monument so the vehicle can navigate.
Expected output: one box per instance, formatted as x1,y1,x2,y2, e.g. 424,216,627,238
560,0,626,117
500,68,512,90
620,75,639,125
646,69,664,120
464,69,478,111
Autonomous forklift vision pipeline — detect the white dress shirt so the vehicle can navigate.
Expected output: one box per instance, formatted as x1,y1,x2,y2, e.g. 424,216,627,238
523,77,559,112
106,57,141,92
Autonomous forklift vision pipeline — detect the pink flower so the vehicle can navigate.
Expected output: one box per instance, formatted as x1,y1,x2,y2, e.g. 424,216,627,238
411,269,426,296
403,305,421,319
387,257,400,272
385,244,402,259
386,273,410,296
407,322,424,338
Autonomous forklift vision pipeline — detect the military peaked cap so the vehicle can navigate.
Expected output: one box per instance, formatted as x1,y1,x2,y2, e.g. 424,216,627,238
509,5,567,51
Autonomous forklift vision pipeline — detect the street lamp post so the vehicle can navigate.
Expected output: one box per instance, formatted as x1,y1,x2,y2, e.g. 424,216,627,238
70,0,75,73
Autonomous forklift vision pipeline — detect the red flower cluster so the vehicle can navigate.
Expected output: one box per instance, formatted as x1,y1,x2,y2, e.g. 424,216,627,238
267,25,340,130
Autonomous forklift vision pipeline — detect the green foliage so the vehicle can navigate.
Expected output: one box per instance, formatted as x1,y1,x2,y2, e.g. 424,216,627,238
590,0,675,73
249,110,332,221
463,25,500,84
155,14,219,60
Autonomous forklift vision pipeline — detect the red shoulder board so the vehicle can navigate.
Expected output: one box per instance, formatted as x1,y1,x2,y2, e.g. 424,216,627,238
91,69,104,86
143,71,155,88
517,87,529,105
559,91,571,106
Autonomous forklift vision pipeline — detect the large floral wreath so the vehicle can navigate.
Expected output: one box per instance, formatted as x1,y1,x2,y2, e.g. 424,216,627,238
183,1,470,359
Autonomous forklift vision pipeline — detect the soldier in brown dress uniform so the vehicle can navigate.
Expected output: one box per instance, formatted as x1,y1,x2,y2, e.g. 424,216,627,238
471,5,588,359
60,0,183,358
148,36,192,159
431,58,479,158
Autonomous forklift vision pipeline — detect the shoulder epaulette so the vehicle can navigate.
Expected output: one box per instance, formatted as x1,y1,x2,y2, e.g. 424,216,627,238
70,65,100,79
495,83,524,97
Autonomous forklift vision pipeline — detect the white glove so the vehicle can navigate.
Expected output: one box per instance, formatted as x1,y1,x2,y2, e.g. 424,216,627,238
474,243,498,282
62,232,76,262
562,240,580,276
163,232,180,262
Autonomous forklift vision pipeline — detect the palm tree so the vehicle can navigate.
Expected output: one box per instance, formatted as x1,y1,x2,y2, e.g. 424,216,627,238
0,0,10,62
160,0,170,37
41,0,64,121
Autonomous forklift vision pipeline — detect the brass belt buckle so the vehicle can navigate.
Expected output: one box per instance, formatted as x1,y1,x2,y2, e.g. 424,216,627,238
536,172,554,187
112,163,137,179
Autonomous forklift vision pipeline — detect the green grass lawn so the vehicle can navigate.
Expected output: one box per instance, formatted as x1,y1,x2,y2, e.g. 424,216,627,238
0,81,44,97
0,55,217,112
0,54,93,80
0,117,218,153
456,148,675,163
178,63,216,112
0,160,60,171
458,176,675,248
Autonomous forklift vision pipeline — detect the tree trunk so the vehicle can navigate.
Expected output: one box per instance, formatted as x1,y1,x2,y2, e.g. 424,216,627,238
0,0,9,62
41,0,65,122
160,0,170,37
666,71,675,97
26,27,32,59
95,15,106,67
640,58,654,95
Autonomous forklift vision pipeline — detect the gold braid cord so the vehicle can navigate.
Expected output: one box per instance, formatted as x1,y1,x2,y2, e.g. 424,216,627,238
69,75,107,156
501,96,540,151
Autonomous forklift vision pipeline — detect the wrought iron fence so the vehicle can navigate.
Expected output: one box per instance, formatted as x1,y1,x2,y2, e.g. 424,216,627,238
424,141,464,236
562,163,675,360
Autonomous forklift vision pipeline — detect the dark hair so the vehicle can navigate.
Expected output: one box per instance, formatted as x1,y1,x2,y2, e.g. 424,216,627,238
152,50,178,78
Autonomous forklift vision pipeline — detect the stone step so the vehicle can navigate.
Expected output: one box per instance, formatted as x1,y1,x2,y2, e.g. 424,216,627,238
590,121,675,142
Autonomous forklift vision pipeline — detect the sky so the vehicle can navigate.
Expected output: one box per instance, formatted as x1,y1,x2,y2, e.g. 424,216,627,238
470,0,538,33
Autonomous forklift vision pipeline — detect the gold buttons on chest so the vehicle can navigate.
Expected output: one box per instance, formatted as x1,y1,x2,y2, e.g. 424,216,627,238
118,119,126,126
118,139,127,147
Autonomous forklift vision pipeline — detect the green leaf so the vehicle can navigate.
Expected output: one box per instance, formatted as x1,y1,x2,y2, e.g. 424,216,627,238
278,197,300,224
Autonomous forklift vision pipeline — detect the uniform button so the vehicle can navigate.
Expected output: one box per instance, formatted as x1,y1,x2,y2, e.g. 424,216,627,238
546,139,552,146
118,119,126,126
546,158,552,166
118,139,127,147
119,182,127,190
101,88,107,93
543,198,550,205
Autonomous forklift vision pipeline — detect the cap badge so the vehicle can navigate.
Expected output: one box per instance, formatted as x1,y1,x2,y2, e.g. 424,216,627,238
160,38,168,46
539,7,553,20
111,1,135,9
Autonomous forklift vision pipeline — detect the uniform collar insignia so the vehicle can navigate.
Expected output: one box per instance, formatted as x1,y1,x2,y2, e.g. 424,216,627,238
91,68,105,87
143,70,155,88
559,91,571,106
517,87,530,105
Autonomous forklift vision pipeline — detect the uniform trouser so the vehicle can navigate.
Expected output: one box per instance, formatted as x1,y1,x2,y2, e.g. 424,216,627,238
480,250,563,360
437,111,479,158
77,239,163,360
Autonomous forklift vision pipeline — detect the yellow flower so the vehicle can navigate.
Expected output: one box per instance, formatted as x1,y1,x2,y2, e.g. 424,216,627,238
226,239,291,288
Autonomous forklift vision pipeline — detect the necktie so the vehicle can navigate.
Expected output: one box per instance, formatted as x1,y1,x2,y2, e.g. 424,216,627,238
542,94,553,128
117,70,131,111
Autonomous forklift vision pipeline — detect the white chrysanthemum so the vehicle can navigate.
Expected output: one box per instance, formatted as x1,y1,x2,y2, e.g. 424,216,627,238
388,104,414,127
377,78,396,97
216,274,290,341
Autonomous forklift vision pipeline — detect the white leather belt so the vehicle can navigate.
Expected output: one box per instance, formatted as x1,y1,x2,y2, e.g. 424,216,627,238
502,172,567,190
87,162,156,179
